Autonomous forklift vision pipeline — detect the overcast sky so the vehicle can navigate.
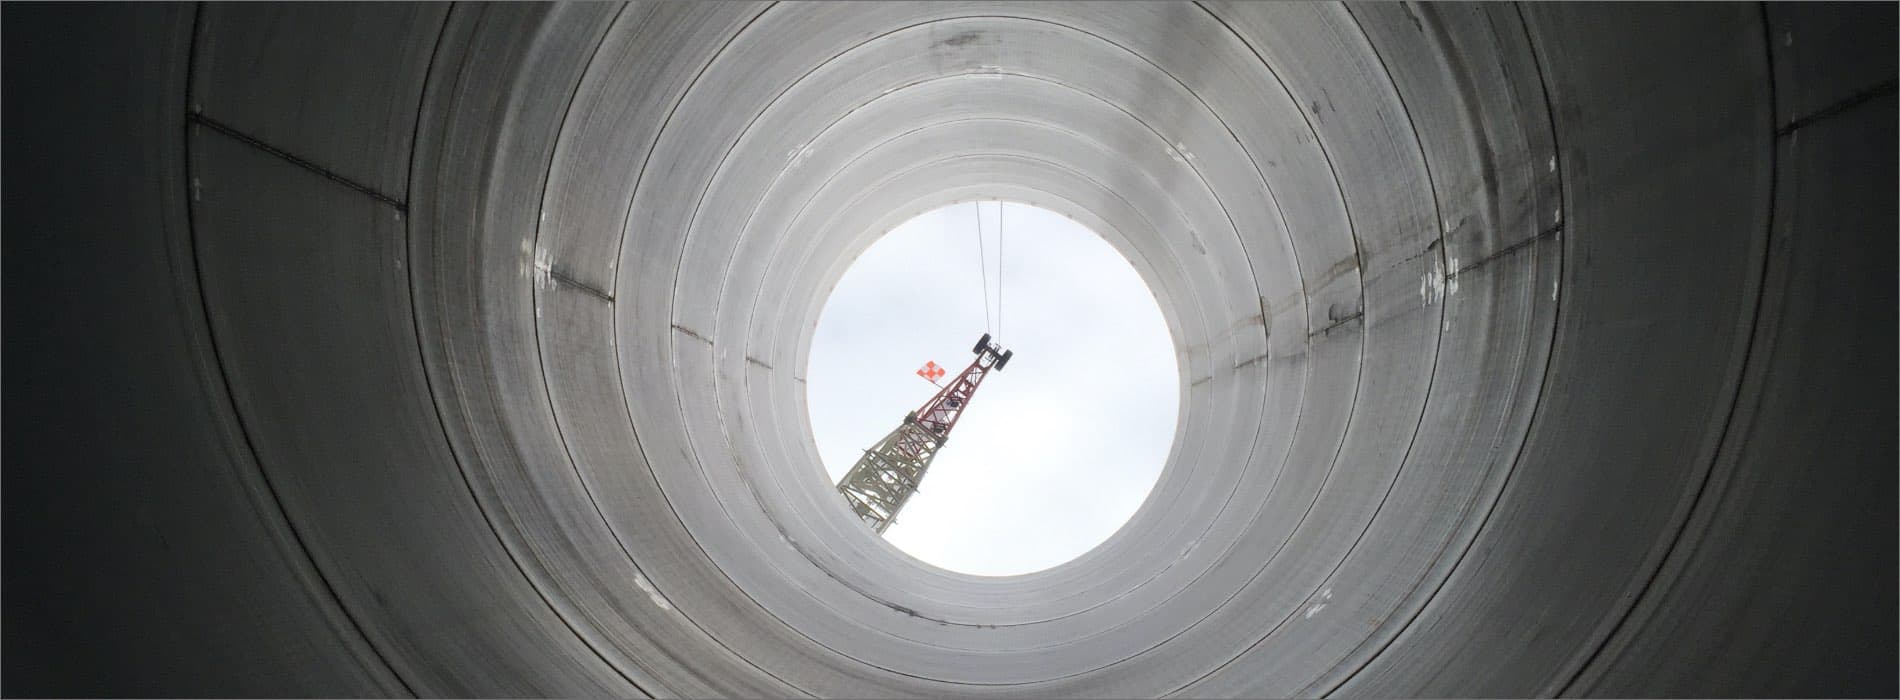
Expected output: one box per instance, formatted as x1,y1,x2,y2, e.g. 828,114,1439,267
806,202,1179,576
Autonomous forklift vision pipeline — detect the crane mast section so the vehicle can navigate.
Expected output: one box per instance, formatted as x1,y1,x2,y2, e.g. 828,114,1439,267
837,335,1012,533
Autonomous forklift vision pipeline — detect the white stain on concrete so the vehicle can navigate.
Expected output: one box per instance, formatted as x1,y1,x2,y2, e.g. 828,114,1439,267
1168,140,1198,166
632,572,674,611
788,143,816,165
533,245,553,291
1420,258,1447,306
1304,586,1335,620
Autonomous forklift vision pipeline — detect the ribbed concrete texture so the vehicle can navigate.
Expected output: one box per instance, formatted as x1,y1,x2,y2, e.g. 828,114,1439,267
4,3,1894,697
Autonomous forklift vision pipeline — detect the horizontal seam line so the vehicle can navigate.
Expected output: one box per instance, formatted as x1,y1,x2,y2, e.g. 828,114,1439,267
1233,352,1271,370
1776,77,1898,136
188,112,408,212
670,323,712,344
1310,311,1365,337
1452,222,1563,277
548,269,614,302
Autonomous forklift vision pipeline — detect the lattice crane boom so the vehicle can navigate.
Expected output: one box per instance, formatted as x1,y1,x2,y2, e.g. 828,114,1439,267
836,333,1013,533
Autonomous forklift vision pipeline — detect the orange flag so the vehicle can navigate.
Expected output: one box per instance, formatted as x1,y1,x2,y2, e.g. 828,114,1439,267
916,361,946,383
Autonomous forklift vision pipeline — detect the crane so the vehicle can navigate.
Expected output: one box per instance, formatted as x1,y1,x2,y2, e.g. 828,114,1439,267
836,333,1013,534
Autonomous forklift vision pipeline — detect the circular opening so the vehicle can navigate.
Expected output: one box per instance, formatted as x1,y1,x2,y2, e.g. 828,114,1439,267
807,201,1179,576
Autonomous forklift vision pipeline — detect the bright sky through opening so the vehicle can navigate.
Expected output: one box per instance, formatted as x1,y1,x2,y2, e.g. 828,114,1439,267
807,202,1180,576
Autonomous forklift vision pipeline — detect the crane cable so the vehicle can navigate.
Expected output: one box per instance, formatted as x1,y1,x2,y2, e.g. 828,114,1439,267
973,201,1007,342
997,201,1005,343
975,201,992,335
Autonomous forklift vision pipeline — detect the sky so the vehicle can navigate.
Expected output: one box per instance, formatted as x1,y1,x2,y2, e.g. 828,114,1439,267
806,201,1180,576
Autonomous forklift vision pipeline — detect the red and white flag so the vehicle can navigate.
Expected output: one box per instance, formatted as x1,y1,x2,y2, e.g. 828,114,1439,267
916,361,946,383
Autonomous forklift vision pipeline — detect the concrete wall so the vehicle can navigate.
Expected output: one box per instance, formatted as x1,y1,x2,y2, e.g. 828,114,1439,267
4,2,1893,696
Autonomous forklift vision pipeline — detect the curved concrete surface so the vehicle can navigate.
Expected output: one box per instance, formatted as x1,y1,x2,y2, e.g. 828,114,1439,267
4,2,1894,697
